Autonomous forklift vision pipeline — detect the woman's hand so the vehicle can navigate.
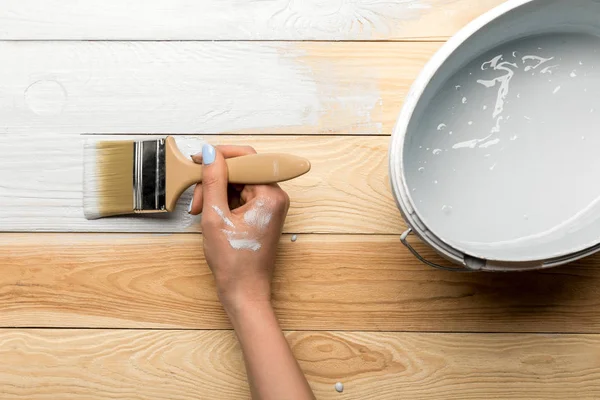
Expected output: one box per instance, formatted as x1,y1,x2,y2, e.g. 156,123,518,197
189,143,315,400
188,144,290,313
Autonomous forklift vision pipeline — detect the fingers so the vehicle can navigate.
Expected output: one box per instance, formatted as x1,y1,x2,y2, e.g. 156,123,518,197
199,144,230,221
188,184,203,215
190,145,257,216
191,145,256,164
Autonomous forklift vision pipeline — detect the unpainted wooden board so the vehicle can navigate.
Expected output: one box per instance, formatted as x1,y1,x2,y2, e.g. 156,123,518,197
1,329,599,400
3,233,600,333
0,0,506,41
0,135,400,233
0,41,438,135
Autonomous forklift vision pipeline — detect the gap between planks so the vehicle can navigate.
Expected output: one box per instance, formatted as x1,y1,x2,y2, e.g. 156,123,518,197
3,233,600,333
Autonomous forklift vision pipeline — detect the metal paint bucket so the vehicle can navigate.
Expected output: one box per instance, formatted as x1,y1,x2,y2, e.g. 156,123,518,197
390,0,600,272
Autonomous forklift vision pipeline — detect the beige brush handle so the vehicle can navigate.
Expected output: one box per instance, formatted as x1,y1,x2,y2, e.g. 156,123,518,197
164,136,311,211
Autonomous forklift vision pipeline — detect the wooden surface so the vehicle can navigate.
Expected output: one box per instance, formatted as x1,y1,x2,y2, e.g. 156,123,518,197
0,135,400,233
4,233,600,333
2,1,600,399
2,330,600,400
0,41,439,135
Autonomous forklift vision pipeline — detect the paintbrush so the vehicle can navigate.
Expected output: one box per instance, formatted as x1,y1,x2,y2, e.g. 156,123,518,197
83,136,311,219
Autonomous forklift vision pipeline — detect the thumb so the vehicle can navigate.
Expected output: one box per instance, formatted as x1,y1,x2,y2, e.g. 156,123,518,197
201,144,229,215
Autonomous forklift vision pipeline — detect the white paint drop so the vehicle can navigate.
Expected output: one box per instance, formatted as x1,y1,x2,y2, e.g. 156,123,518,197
442,205,453,215
540,65,558,74
437,123,447,131
335,382,344,393
462,97,467,104
432,149,442,155
452,139,479,149
479,138,501,149
553,85,561,94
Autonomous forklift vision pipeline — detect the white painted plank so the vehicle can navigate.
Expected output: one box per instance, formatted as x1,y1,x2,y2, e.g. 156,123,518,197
0,0,506,41
0,134,199,232
0,134,400,233
0,41,437,135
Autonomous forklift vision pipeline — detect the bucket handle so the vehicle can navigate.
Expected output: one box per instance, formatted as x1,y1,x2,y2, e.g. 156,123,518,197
400,229,473,272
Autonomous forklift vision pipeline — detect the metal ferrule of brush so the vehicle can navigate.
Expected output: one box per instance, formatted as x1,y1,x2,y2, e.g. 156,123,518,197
133,138,166,212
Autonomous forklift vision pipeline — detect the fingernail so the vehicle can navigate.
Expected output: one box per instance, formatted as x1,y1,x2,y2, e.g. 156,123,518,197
187,196,194,214
202,144,216,165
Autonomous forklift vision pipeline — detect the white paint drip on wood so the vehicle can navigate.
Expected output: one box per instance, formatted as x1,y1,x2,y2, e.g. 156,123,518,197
0,0,441,40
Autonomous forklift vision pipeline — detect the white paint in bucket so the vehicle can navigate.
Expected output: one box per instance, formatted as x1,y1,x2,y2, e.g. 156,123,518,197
391,0,600,269
405,33,600,261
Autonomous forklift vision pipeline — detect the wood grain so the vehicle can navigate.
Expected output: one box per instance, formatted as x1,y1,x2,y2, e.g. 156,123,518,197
1,329,599,400
0,0,506,41
0,135,400,233
0,41,438,135
3,233,600,333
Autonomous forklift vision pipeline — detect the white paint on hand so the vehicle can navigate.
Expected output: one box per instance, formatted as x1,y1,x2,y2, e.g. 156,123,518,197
335,382,344,393
212,205,235,228
244,200,273,231
214,200,273,252
222,230,262,251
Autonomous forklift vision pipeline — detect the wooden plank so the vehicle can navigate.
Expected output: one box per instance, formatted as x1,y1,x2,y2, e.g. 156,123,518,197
1,329,599,399
0,0,506,41
0,41,438,135
0,135,400,233
3,233,600,333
